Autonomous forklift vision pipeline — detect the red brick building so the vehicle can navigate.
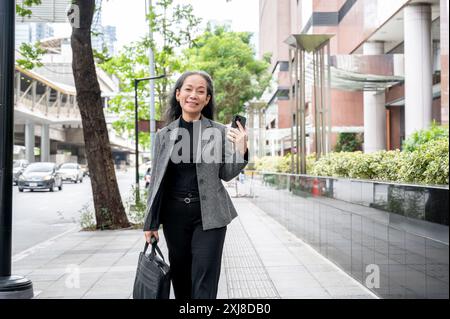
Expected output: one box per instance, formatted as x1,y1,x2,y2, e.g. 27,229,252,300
258,0,448,155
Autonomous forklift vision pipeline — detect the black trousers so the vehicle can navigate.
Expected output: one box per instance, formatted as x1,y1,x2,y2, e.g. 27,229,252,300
161,198,226,299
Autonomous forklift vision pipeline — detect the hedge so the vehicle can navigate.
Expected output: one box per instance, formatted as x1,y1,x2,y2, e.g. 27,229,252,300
254,138,449,186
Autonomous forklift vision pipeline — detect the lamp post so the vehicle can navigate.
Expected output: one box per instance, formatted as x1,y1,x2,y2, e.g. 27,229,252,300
0,0,34,298
134,75,165,202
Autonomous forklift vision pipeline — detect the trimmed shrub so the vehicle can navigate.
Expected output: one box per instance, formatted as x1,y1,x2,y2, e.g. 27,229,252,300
254,156,281,173
398,138,449,185
367,150,403,182
402,122,448,152
255,153,317,174
254,133,448,186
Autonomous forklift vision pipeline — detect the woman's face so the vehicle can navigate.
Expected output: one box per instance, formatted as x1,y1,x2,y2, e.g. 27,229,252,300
176,74,211,116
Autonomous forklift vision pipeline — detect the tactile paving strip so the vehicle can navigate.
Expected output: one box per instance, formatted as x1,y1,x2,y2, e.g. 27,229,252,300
223,218,280,299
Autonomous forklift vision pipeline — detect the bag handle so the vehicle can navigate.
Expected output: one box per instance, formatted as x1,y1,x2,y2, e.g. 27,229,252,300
143,238,165,262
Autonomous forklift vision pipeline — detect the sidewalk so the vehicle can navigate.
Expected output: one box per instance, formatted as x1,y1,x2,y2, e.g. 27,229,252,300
12,193,378,299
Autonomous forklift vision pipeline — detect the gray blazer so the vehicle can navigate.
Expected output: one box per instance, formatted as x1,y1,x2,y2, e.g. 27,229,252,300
143,115,248,231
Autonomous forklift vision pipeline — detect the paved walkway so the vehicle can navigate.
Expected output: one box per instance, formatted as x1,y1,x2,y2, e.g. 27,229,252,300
12,190,378,299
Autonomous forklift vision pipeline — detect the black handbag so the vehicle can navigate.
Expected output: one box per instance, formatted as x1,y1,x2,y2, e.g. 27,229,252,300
133,239,171,299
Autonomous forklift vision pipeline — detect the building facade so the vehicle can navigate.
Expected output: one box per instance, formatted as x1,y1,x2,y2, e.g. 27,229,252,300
15,22,54,49
259,0,448,155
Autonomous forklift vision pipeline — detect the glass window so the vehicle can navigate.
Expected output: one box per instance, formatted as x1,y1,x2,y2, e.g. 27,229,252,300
60,163,78,169
25,163,54,173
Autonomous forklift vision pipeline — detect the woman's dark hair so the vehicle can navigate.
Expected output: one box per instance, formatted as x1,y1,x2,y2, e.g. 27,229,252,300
164,71,216,124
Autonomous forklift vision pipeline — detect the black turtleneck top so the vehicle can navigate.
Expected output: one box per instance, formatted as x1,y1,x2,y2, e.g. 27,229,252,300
165,116,200,196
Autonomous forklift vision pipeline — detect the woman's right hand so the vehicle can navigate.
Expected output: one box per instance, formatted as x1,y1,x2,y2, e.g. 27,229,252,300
144,230,159,244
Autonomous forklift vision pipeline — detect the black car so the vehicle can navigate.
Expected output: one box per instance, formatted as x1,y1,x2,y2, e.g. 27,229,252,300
18,162,63,192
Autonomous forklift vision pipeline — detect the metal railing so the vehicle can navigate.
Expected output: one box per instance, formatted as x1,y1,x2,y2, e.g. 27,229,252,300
14,70,81,123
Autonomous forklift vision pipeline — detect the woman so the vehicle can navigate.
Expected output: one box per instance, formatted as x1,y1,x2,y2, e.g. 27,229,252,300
143,71,248,299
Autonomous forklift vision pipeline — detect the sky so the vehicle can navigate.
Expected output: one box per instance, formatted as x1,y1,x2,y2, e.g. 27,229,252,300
54,0,260,53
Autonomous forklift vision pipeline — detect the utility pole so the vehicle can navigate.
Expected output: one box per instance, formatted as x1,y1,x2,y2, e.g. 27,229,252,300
134,75,165,203
0,0,33,299
146,0,156,161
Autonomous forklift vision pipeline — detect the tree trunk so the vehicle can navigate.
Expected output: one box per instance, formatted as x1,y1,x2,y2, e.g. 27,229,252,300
70,0,130,229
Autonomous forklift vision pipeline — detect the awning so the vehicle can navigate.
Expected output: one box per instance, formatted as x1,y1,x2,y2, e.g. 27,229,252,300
331,67,404,92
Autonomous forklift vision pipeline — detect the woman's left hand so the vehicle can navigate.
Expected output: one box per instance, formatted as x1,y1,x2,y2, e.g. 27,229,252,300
227,120,248,156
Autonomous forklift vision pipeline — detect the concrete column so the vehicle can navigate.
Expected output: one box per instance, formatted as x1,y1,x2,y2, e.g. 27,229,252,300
404,4,433,137
40,124,50,162
258,110,265,157
270,136,276,156
25,122,35,163
363,42,386,153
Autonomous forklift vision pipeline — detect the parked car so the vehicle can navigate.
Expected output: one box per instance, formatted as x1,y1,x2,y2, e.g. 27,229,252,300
13,159,29,185
18,162,63,192
57,163,84,183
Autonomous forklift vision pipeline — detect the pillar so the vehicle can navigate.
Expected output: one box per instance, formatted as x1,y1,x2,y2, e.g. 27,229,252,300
363,42,386,153
25,122,35,163
258,109,265,157
40,124,50,162
404,4,433,137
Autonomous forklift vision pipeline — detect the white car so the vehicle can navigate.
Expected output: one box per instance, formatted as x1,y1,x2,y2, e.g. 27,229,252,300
57,163,84,183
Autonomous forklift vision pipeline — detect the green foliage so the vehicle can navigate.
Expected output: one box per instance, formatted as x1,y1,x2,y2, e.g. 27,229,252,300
398,139,449,185
93,46,113,65
366,150,403,182
99,0,201,147
79,203,113,231
334,132,363,152
16,42,46,70
311,151,403,181
78,203,96,231
254,136,448,185
16,0,42,17
402,121,449,152
184,25,272,123
254,156,282,173
311,138,448,185
276,154,293,173
254,153,317,174
126,185,149,226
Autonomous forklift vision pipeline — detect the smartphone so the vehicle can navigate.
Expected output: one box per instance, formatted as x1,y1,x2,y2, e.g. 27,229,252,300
231,115,246,129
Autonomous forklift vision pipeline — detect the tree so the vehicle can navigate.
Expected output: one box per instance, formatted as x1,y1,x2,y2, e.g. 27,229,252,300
99,0,201,149
15,0,45,70
16,42,46,70
16,0,41,17
185,25,271,123
334,132,363,152
70,0,129,229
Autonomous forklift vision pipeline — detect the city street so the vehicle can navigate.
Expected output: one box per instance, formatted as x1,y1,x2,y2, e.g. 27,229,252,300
0,0,447,303
11,169,137,256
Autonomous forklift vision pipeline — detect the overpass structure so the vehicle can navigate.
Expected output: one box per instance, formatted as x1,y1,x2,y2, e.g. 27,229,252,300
13,64,139,166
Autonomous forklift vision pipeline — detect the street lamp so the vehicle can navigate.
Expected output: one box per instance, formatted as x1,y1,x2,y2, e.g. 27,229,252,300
0,0,34,298
134,75,165,202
